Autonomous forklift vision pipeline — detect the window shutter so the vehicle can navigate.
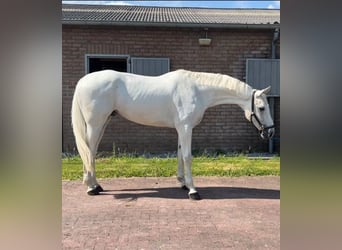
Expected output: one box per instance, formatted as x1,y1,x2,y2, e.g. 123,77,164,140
131,57,170,76
246,59,280,96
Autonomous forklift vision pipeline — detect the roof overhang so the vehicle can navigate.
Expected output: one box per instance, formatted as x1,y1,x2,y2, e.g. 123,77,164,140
62,20,280,29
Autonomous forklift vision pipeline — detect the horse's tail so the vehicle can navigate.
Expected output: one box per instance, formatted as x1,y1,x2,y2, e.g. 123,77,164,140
71,86,90,168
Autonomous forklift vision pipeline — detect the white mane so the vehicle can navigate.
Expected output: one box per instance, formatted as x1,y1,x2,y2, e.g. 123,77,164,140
178,69,252,99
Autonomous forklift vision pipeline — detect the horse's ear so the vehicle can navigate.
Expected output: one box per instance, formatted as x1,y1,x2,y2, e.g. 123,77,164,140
262,86,271,95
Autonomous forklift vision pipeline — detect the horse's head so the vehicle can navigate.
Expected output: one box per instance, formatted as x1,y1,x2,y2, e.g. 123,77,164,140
245,86,275,140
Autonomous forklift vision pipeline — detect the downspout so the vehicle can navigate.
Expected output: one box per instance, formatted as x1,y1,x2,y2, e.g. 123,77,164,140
272,28,280,59
269,28,280,154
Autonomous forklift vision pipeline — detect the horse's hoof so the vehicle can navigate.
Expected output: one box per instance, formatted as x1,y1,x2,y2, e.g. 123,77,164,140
181,185,189,190
87,188,100,196
95,185,104,192
189,192,201,200
87,185,103,196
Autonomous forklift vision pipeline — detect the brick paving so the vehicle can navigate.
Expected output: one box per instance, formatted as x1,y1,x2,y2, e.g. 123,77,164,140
62,176,280,249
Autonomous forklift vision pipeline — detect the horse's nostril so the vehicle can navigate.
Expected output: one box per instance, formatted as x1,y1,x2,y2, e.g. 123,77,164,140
260,128,275,140
260,130,267,140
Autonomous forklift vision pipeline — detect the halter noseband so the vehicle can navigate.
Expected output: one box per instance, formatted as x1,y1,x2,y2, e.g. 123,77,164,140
250,90,275,132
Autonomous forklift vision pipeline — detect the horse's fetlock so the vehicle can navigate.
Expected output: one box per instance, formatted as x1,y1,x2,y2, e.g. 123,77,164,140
83,174,90,185
177,176,185,184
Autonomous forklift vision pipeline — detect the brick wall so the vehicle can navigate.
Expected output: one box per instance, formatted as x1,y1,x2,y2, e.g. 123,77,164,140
63,25,280,154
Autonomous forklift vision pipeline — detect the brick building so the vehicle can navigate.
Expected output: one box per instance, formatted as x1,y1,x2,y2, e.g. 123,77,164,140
62,4,280,154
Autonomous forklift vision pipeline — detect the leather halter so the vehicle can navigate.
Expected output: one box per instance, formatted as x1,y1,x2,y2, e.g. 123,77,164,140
250,90,275,132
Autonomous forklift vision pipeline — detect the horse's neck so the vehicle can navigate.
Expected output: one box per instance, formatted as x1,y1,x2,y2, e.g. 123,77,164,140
199,79,252,110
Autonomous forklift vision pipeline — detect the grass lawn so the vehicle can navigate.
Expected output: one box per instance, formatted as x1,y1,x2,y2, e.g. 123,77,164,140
62,155,280,180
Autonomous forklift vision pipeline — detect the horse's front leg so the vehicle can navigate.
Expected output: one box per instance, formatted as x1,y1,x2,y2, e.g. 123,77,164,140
177,139,187,189
177,125,201,200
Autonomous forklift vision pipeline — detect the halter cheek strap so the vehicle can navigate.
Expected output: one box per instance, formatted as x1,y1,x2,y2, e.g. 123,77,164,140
250,90,275,131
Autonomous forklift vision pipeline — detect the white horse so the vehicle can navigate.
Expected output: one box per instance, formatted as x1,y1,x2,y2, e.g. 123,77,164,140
71,69,274,200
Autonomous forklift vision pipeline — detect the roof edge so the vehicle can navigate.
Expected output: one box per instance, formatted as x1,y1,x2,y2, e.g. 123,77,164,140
62,4,280,12
62,20,280,29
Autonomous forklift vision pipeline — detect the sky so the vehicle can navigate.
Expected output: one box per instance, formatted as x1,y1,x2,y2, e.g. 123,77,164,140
62,1,280,9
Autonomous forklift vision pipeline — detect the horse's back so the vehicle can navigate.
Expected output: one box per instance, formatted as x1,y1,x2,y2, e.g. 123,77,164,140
75,70,183,127
76,70,126,90
77,70,179,90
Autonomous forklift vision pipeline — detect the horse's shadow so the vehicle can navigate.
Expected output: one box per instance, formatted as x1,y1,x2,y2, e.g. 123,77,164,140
102,186,279,200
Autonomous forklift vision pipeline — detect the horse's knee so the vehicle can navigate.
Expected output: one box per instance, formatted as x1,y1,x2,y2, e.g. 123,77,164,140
182,155,192,165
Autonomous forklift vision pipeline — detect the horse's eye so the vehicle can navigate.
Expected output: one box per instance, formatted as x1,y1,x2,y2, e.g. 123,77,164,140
259,107,265,111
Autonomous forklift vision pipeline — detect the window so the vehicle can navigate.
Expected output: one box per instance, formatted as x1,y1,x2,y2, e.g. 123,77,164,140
85,54,170,76
85,54,130,74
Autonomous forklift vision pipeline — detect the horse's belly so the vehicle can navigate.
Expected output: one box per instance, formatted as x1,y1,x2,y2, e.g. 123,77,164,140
117,104,174,128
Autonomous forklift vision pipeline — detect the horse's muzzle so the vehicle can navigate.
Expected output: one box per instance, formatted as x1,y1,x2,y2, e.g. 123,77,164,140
260,127,275,140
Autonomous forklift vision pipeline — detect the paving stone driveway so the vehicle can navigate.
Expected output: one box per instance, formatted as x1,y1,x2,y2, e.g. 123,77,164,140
62,176,280,249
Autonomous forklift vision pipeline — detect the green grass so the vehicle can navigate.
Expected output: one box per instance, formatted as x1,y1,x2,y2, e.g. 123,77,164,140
62,155,280,180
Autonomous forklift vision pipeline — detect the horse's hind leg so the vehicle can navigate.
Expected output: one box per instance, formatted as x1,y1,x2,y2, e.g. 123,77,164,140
84,119,109,195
